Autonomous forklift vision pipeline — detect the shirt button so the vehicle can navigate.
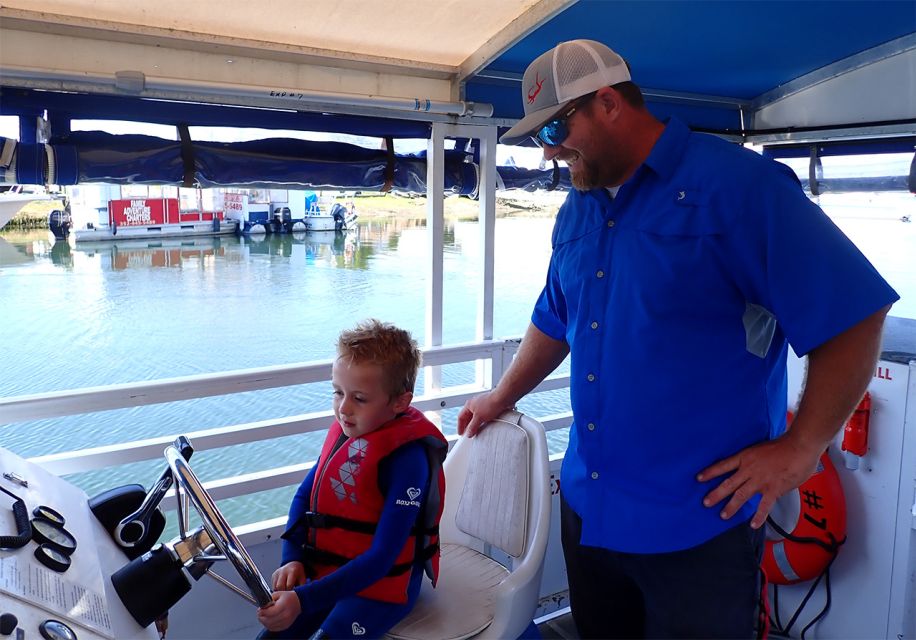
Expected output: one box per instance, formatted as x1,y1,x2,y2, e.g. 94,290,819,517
590,321,599,330
596,270,605,278
591,471,599,480
587,422,596,431
587,373,596,382
607,220,615,228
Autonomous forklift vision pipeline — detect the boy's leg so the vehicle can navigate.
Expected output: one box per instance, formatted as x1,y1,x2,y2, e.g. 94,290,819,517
317,595,415,640
631,521,765,639
560,494,645,639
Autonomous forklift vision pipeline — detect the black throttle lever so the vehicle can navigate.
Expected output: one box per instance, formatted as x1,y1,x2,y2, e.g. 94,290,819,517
114,436,194,547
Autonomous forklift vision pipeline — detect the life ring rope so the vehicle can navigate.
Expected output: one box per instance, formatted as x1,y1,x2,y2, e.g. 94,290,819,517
770,556,839,640
765,514,847,636
762,410,849,638
766,516,846,555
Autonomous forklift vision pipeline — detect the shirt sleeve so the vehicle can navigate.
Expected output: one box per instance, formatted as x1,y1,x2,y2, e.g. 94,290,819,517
293,441,430,615
281,464,317,566
531,260,569,342
725,161,899,356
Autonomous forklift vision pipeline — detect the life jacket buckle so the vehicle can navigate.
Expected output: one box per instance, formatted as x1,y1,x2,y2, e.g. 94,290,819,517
303,511,329,529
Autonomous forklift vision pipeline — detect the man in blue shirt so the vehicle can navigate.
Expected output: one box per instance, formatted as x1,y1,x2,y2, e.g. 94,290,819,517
458,39,898,638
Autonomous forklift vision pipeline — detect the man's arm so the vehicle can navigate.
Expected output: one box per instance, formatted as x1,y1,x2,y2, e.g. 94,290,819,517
457,323,569,437
698,305,891,528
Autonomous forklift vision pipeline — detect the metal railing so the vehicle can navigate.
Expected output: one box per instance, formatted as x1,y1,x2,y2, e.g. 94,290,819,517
0,337,572,543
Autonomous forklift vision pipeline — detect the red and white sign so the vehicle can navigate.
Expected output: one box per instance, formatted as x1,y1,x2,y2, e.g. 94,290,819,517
108,198,224,226
220,192,247,215
109,198,176,226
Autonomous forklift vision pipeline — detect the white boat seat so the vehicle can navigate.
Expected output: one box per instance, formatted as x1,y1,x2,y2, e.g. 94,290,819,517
386,410,551,640
386,544,509,640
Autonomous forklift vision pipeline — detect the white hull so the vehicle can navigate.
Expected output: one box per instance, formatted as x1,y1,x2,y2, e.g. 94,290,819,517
0,194,49,230
301,213,358,232
74,220,238,242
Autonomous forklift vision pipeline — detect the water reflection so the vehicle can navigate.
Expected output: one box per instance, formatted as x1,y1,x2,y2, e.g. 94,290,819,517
0,217,418,273
0,230,78,269
50,240,73,268
0,235,32,266
0,229,53,267
242,227,369,268
73,235,242,270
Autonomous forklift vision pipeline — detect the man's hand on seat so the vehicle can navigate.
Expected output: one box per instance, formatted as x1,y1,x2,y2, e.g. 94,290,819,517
457,391,513,437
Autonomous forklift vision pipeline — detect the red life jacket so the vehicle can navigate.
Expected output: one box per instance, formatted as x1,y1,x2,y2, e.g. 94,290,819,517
294,407,447,604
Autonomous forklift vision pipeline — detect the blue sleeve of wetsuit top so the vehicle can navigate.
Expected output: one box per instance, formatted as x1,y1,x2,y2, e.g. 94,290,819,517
293,441,430,615
280,464,317,566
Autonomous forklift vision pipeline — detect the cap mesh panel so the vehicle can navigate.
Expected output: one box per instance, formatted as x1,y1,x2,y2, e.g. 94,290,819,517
556,43,600,89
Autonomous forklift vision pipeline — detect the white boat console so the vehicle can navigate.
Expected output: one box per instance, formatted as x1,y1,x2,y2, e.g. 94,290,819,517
0,448,158,640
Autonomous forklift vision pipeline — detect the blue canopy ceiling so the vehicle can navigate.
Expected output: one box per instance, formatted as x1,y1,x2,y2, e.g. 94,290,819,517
1,0,914,139
480,1,915,100
467,0,916,132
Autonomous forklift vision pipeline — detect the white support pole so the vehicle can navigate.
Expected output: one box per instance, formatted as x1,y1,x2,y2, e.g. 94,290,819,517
476,126,498,389
433,123,500,390
424,122,500,394
476,127,497,342
425,123,446,395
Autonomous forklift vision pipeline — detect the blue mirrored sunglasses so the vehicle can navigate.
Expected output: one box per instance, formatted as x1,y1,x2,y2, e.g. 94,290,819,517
532,91,598,147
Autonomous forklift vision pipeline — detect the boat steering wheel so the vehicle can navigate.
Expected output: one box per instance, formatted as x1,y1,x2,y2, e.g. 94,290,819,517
165,443,273,608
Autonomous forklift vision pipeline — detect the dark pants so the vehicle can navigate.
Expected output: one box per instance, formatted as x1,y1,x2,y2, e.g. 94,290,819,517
560,494,764,639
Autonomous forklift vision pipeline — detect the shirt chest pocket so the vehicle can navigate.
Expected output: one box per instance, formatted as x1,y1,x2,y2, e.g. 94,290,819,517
621,199,732,313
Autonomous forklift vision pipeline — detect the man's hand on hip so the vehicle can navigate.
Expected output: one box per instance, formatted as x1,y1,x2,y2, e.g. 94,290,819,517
697,434,823,529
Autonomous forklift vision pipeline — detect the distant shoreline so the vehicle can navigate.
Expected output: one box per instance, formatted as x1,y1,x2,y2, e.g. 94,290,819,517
6,192,564,230
346,192,563,220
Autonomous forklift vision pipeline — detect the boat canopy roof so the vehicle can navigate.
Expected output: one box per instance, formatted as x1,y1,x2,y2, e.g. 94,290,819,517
0,0,913,188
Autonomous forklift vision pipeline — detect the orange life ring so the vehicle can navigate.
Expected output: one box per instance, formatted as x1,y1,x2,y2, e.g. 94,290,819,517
761,412,847,585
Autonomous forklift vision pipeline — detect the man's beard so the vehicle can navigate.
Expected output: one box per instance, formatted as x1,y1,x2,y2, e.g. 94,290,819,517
571,152,625,191
570,158,600,191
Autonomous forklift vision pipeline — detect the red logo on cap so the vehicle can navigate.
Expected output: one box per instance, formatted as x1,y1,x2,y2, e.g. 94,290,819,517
527,73,545,104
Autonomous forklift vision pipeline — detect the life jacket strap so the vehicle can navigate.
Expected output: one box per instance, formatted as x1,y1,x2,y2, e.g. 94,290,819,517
303,541,440,578
283,511,439,539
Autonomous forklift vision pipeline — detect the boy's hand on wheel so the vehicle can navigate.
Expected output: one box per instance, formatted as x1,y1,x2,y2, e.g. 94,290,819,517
257,591,302,632
272,561,306,590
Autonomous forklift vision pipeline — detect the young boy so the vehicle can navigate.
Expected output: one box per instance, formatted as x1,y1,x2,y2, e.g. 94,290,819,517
257,319,447,639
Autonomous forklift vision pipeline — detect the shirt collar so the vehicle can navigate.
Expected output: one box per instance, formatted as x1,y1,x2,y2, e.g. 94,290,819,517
581,117,690,205
642,117,691,181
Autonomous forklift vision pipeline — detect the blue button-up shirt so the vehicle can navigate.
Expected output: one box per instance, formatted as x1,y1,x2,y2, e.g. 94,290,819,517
532,118,899,553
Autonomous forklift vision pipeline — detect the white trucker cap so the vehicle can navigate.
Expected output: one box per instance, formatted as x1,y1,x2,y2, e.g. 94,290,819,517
500,39,631,146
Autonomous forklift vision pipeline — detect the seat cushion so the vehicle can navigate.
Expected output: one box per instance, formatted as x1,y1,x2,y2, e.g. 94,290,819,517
386,543,509,640
455,419,530,557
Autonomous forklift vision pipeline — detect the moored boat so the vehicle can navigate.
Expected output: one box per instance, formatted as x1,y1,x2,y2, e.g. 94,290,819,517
299,201,358,231
74,197,237,242
0,185,53,230
234,192,358,235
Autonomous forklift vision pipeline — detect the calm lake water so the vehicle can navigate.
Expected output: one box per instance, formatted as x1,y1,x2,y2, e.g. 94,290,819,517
1,193,913,527
0,213,571,526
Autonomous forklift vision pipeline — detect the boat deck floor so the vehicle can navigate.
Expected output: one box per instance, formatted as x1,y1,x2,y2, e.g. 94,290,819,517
537,609,578,639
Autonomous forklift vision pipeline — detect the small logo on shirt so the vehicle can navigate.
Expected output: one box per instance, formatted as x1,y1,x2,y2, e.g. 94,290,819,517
396,487,422,507
677,190,686,200
351,622,366,636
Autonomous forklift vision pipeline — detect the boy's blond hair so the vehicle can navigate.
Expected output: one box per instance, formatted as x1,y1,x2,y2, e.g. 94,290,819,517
336,319,422,398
